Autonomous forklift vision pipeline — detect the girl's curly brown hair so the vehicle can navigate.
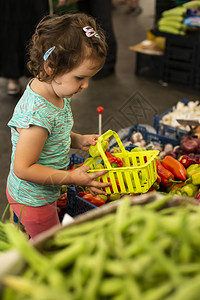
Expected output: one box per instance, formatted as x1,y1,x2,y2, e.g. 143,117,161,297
27,13,107,81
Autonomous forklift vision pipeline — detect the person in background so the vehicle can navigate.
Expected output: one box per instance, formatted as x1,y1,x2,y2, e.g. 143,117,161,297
55,0,117,79
78,0,117,79
0,0,49,96
124,0,142,15
6,13,111,240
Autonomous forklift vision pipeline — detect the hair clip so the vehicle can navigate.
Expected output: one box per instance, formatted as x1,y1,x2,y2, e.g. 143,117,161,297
43,46,56,61
83,26,100,38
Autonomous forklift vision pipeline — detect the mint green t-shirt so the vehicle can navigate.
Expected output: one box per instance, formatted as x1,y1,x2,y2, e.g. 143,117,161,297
7,83,74,207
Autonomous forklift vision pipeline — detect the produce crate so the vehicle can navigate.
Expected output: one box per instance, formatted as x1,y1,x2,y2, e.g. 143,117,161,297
110,124,180,150
66,185,97,217
127,124,180,149
68,153,85,169
135,52,164,80
67,154,97,217
158,30,200,87
163,63,194,86
153,98,189,140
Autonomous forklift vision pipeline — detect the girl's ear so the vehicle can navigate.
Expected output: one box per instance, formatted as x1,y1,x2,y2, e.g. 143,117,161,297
44,62,54,75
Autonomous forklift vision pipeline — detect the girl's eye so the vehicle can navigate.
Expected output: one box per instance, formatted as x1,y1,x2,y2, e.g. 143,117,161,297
76,77,84,81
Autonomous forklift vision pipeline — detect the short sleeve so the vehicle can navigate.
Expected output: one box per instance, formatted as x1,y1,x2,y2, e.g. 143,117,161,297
8,106,54,134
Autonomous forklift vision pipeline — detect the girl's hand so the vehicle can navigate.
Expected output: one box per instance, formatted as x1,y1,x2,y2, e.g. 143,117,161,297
70,132,100,151
68,165,111,195
79,134,100,151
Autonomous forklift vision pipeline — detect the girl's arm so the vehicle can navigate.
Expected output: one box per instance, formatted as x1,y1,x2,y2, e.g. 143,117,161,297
14,126,110,194
70,131,99,151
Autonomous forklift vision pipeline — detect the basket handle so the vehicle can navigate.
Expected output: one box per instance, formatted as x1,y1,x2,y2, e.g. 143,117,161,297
97,130,128,169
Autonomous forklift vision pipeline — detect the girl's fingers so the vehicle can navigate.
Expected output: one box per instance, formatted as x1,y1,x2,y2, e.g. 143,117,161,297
93,181,111,188
79,165,90,172
92,170,108,178
89,186,107,195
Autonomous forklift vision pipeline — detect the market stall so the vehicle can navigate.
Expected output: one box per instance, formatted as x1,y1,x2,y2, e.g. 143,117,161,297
1,96,200,298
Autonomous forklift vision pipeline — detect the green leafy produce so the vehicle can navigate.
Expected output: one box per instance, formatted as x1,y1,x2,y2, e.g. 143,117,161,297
0,222,11,252
2,195,200,299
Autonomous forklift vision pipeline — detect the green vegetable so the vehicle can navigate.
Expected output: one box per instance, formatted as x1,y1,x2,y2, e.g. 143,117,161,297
190,172,200,186
179,183,198,197
186,164,200,178
183,0,200,8
158,25,186,35
158,19,185,30
162,6,186,17
3,195,200,299
88,140,109,158
0,222,11,252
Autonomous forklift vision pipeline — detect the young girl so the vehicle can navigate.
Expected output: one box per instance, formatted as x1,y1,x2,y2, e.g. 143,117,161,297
6,13,111,239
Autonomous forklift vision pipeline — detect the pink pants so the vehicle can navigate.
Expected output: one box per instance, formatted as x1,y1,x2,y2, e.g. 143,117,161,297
6,189,61,240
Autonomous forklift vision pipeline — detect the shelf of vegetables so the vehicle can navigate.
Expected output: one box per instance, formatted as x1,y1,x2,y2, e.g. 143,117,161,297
61,121,200,219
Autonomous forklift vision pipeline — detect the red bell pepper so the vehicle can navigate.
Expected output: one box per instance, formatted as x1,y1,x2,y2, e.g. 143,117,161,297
178,155,197,168
82,194,106,206
162,155,187,181
105,152,123,167
155,159,182,187
77,191,90,197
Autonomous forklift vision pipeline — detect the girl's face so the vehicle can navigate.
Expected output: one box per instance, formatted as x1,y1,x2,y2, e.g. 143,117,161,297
51,59,103,99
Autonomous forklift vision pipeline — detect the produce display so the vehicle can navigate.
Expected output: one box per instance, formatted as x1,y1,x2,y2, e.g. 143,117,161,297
157,1,200,35
1,194,200,299
2,98,200,299
160,100,200,131
68,128,200,207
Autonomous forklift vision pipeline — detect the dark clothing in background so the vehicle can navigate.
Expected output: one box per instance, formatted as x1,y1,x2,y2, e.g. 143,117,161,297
0,0,49,79
78,0,117,78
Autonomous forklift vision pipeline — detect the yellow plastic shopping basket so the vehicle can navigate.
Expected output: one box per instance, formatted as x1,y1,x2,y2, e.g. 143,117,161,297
88,130,159,194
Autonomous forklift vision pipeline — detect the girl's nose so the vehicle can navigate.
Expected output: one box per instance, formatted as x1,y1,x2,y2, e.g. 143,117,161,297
81,79,89,89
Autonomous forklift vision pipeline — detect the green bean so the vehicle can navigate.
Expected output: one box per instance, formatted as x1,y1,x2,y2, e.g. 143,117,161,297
179,263,200,274
83,236,107,300
147,245,182,286
47,226,105,249
124,211,157,257
113,196,131,258
71,255,97,297
104,254,153,279
55,213,115,238
178,211,192,263
99,278,124,296
4,194,200,299
144,194,172,210
165,275,200,300
52,239,85,269
142,282,173,300
124,275,141,300
115,196,131,232
4,223,66,291
3,276,73,300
